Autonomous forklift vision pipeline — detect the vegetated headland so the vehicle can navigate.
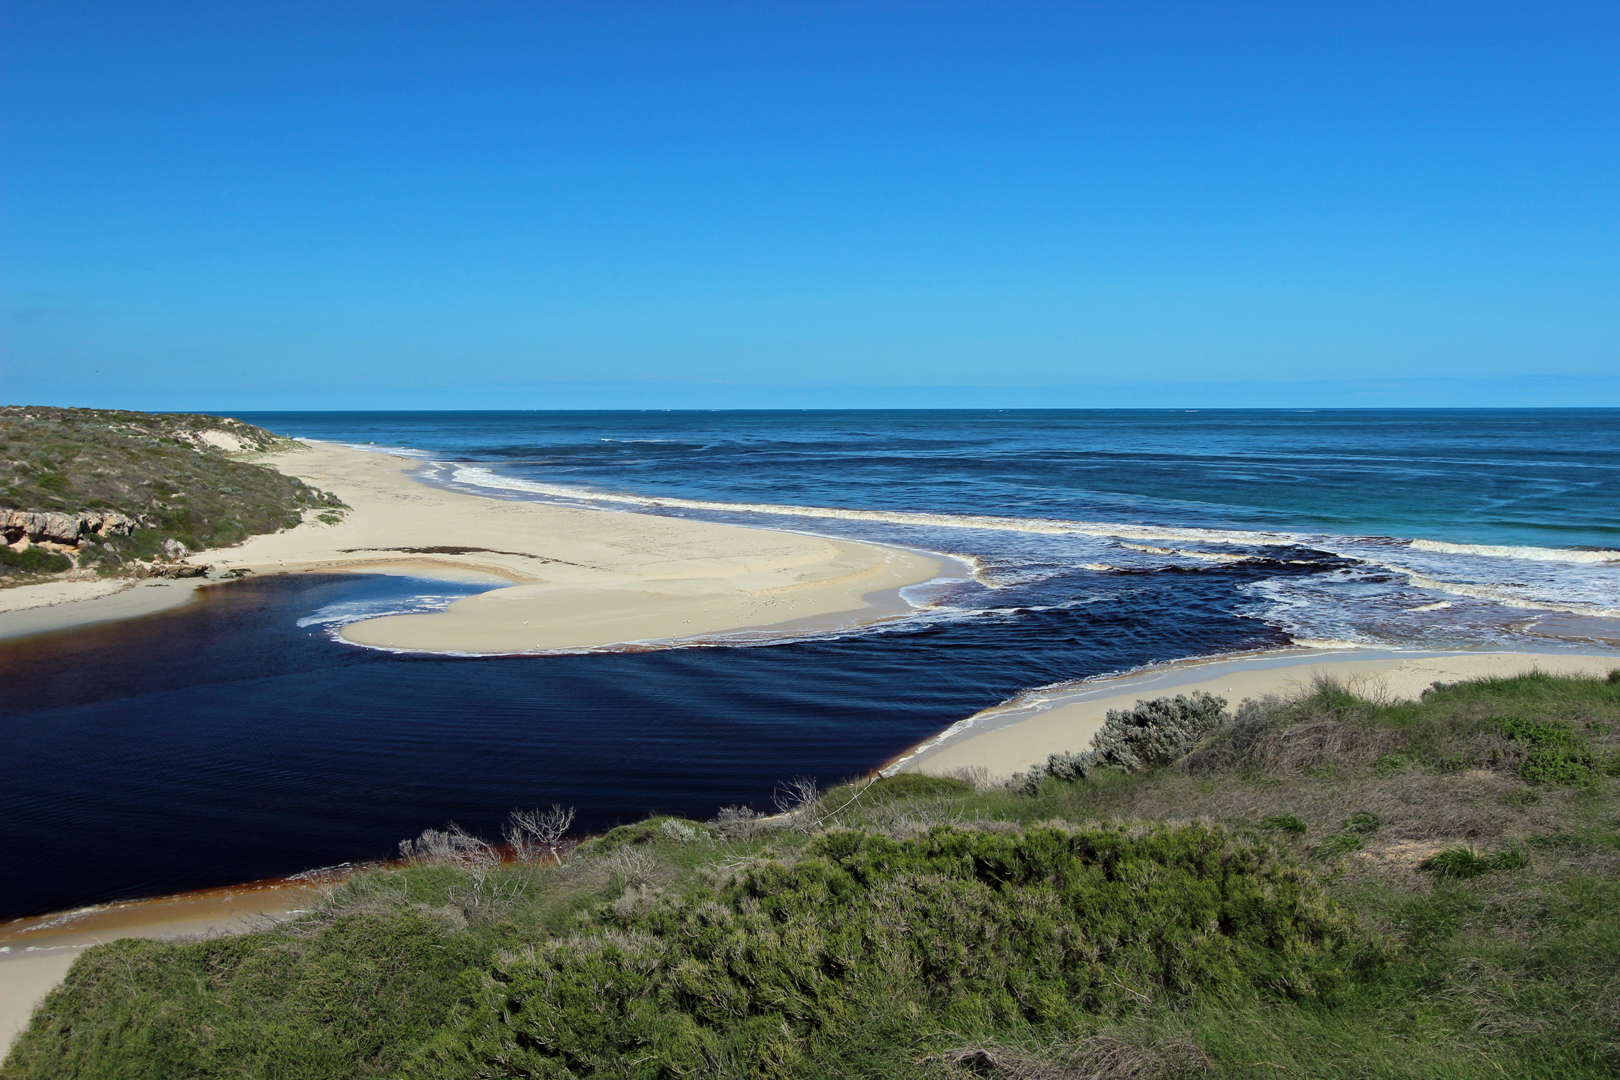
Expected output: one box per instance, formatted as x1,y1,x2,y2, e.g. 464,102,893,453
0,406,346,584
7,670,1619,1078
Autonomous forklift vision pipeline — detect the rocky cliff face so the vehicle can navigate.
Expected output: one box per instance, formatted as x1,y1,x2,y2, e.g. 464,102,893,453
2,510,142,547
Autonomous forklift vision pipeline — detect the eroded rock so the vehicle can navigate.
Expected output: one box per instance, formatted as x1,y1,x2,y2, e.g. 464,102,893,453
1,509,142,546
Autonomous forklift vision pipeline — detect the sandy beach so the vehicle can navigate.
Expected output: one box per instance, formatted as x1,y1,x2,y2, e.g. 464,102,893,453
894,648,1620,779
0,440,945,651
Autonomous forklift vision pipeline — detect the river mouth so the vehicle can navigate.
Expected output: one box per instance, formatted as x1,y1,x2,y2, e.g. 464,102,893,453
0,565,1290,922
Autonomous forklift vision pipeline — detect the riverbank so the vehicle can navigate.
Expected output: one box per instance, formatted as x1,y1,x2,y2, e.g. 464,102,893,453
0,440,946,651
893,648,1620,778
0,874,340,1054
10,667,1618,1077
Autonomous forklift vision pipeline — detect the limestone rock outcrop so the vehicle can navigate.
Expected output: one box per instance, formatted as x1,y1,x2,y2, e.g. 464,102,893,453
1,509,142,546
132,561,209,579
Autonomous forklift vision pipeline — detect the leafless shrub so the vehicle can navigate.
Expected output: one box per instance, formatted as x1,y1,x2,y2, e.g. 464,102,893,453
398,822,501,872
862,795,973,838
504,804,576,862
713,804,762,840
411,902,470,931
602,845,659,890
948,765,992,790
397,821,528,919
610,883,663,920
307,869,411,922
659,818,710,843
773,775,824,832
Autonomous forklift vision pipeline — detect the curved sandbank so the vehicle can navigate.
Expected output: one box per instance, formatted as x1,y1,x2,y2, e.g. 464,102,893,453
892,648,1620,780
189,441,945,653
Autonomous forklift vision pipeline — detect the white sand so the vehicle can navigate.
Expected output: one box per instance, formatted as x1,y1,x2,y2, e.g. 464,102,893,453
896,649,1620,780
194,441,946,653
0,579,132,614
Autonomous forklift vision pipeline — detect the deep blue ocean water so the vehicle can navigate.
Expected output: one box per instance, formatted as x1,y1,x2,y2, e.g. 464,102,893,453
3,409,1616,920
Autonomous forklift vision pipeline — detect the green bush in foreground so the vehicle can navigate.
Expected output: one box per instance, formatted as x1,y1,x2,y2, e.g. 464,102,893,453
410,824,1379,1079
1498,717,1599,785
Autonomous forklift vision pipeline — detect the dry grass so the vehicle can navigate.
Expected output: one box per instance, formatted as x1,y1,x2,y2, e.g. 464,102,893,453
921,1032,1209,1080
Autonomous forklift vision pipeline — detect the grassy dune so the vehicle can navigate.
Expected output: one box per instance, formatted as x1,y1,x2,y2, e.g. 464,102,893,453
5,670,1619,1079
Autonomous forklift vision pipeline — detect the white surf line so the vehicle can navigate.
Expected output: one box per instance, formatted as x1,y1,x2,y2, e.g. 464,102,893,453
1408,538,1620,565
440,463,1620,569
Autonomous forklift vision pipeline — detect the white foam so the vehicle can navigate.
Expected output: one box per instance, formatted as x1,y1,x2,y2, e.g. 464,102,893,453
430,460,1620,653
1395,572,1620,619
1409,538,1620,565
1119,542,1256,564
296,592,476,629
309,438,436,460
1288,638,1382,650
445,465,1305,546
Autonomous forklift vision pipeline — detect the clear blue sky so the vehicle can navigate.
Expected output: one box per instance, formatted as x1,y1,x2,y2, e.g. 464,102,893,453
3,1,1616,409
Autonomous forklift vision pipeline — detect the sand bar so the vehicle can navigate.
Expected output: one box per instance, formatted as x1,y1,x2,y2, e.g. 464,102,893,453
895,649,1620,780
0,441,945,651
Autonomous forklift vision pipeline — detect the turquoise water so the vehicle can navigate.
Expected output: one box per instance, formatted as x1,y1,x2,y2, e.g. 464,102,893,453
247,408,1620,650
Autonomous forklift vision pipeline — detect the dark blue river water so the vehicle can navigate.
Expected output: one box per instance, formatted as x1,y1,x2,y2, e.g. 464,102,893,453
3,409,1616,919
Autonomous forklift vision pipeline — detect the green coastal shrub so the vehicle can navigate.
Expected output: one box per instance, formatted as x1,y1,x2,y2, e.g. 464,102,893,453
0,405,346,572
408,823,1382,1079
1420,846,1530,879
1342,811,1382,835
1498,718,1596,785
0,546,72,575
1261,813,1308,835
1020,692,1228,790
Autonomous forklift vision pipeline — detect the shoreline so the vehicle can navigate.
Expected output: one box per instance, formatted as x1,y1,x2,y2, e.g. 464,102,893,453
0,870,346,1054
0,578,213,642
0,441,948,652
891,646,1620,779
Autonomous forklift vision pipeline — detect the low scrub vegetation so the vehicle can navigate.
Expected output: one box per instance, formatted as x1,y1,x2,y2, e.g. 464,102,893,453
0,405,344,582
6,669,1620,1078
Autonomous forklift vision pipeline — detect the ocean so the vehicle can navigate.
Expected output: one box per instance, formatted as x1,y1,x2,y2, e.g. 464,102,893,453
3,409,1616,919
